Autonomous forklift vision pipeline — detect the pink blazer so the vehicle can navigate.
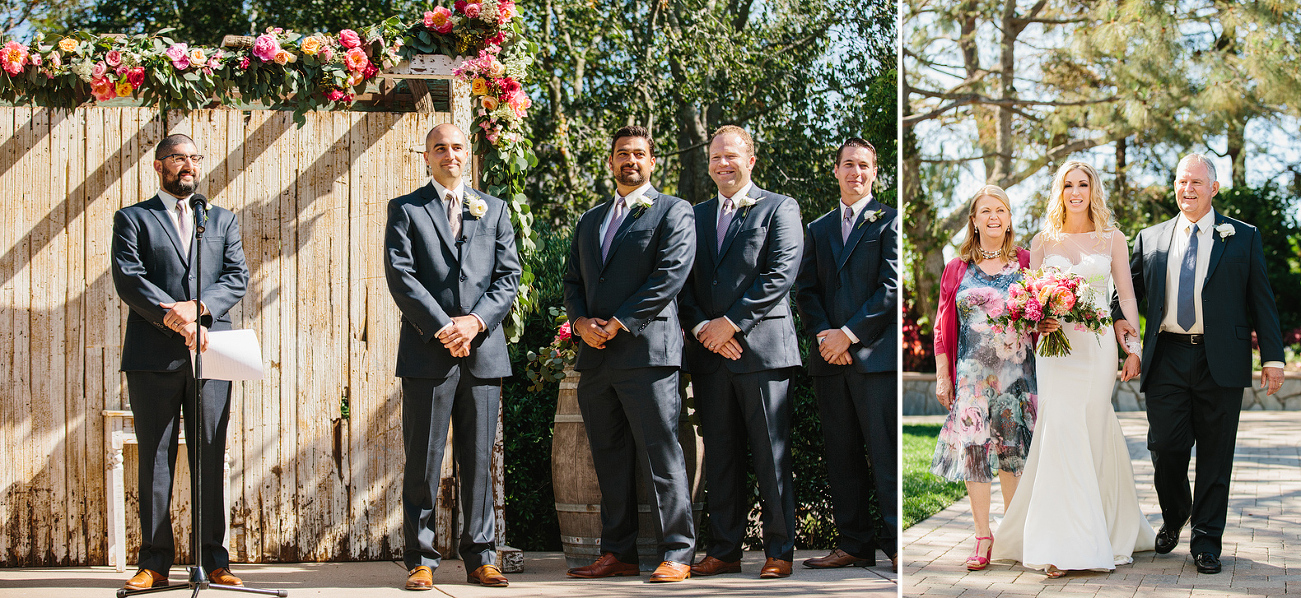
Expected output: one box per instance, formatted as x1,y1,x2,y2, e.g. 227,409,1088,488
933,248,1030,385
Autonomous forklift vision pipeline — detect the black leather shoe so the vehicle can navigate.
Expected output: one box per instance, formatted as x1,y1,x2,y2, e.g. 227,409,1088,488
1154,525,1182,554
1194,552,1221,574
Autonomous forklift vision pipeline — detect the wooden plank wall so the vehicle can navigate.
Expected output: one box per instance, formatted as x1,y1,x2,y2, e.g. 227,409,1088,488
0,106,463,566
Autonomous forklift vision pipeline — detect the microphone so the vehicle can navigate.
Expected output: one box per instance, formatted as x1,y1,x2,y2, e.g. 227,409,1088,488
190,194,208,233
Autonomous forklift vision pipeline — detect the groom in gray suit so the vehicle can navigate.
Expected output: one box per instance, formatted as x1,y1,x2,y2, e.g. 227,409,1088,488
384,123,521,590
681,126,803,579
112,134,248,591
563,125,697,582
1119,153,1284,574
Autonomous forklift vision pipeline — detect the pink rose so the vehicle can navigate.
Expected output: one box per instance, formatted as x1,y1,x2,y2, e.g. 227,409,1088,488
327,88,351,102
486,32,506,46
165,43,189,69
126,67,145,88
252,34,279,62
105,50,122,67
344,47,369,72
319,47,334,63
338,29,361,49
92,61,107,78
464,2,481,18
29,53,41,66
498,1,515,24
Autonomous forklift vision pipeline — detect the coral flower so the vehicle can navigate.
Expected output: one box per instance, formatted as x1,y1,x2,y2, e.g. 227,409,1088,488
426,7,454,34
338,29,362,49
344,47,369,72
2,41,30,76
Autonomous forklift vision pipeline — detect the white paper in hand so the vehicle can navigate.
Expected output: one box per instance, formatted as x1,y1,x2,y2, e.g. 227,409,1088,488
191,329,265,380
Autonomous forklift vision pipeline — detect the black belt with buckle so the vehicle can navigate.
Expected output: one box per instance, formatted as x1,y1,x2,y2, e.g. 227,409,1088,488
1161,332,1205,345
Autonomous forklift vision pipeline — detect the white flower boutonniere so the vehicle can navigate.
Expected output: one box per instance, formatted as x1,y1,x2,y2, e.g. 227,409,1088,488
466,197,488,219
858,209,884,228
734,195,758,209
1215,222,1234,242
630,194,654,210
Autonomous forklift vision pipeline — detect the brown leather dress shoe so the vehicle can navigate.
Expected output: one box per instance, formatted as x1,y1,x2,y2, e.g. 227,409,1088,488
468,564,509,587
123,568,169,590
648,561,691,582
759,558,792,578
690,556,741,576
209,567,244,586
406,566,434,591
567,553,640,578
891,555,898,573
802,548,872,568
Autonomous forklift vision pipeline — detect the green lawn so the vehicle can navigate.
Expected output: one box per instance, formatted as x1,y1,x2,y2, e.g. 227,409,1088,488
903,423,968,529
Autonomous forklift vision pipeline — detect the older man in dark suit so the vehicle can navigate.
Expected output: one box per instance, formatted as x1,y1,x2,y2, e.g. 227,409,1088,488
384,123,521,590
1116,153,1284,574
112,134,249,591
794,138,898,572
562,125,697,583
681,126,803,579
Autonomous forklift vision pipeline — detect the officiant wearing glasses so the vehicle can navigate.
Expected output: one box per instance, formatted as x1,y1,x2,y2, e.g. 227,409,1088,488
111,134,249,591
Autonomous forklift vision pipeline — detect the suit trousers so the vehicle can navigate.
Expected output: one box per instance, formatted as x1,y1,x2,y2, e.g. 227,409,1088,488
814,369,897,559
693,367,795,561
1144,336,1242,556
576,366,696,565
401,367,501,571
126,371,232,573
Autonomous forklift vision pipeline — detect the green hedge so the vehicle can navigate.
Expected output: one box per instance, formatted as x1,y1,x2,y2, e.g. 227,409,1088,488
501,225,885,552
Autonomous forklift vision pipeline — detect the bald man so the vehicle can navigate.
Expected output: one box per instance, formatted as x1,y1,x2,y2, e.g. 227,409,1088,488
384,124,522,589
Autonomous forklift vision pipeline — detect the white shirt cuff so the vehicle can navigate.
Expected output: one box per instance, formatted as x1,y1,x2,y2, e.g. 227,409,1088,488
691,321,707,337
1263,361,1285,370
841,326,859,344
724,316,741,333
436,321,454,336
612,317,628,332
470,314,486,331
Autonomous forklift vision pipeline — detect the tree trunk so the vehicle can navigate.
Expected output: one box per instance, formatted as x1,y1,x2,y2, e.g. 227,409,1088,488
1226,116,1246,188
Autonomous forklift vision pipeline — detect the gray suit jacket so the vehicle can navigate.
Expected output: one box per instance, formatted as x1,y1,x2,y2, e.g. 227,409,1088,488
563,188,696,371
794,199,898,376
384,182,521,379
1124,211,1284,390
112,195,249,372
680,187,803,375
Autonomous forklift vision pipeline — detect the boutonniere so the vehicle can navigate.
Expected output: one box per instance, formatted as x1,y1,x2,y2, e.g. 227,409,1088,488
734,194,758,218
629,194,654,218
858,209,884,228
1215,222,1234,241
466,197,488,219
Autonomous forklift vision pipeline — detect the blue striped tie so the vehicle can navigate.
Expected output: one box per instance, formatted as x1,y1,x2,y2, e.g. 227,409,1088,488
1177,223,1199,331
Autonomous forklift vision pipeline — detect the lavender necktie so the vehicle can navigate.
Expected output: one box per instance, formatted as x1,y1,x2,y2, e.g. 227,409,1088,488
177,200,191,256
716,198,735,252
601,198,626,262
842,206,854,243
445,192,462,239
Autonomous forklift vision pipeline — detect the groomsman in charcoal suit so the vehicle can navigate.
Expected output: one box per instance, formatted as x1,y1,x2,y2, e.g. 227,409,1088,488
680,126,803,579
794,138,899,572
1116,154,1284,574
563,125,698,582
111,134,249,590
384,124,521,590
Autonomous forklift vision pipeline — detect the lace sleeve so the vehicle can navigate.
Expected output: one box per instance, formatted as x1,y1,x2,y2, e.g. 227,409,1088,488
1029,233,1045,269
1111,229,1142,351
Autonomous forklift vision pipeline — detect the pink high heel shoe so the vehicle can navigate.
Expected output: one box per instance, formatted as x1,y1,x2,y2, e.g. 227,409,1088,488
966,536,993,571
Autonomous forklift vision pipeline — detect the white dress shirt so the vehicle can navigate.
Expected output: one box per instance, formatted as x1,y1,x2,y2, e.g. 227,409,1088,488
835,194,874,345
691,183,756,337
1161,210,1282,369
157,189,208,315
428,179,485,334
595,182,653,332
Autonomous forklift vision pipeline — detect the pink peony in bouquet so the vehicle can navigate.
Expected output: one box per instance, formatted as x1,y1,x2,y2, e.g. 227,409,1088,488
989,266,1111,357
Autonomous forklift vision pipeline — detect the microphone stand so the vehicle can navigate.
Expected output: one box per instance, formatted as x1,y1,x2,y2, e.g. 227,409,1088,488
120,195,286,598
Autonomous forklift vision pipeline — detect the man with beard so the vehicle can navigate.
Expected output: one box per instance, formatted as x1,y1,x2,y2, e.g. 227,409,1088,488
681,126,803,579
794,138,898,572
384,123,520,590
563,125,697,582
111,134,249,590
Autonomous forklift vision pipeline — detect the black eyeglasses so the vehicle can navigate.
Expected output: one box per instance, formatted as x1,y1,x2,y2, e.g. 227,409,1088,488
160,153,205,165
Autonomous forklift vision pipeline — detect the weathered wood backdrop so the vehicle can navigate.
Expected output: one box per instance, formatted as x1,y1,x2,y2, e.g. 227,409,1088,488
0,105,483,566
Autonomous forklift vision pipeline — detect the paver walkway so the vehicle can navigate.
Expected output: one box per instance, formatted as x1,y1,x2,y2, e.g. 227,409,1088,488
0,549,896,597
904,411,1301,597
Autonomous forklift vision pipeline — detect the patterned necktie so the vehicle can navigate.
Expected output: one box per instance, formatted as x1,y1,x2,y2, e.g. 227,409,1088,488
842,206,854,243
446,192,462,240
716,198,735,252
1177,223,1199,331
601,198,626,262
177,200,191,257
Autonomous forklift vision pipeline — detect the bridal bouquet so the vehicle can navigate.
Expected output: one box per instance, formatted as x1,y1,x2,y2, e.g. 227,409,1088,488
989,266,1112,357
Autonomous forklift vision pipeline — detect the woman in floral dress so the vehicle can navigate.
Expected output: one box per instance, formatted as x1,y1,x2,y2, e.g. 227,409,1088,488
931,185,1037,570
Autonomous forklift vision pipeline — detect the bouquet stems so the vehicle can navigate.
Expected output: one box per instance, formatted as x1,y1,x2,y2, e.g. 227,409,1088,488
1038,329,1072,357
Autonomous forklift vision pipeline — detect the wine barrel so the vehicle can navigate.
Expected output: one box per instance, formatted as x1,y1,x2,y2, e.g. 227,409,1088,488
552,368,704,570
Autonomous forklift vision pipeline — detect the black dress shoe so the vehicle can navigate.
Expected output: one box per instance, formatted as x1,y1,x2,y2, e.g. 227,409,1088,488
1194,552,1221,574
1154,525,1181,554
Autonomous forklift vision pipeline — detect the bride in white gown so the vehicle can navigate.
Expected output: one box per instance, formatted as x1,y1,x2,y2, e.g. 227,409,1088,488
992,161,1156,576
